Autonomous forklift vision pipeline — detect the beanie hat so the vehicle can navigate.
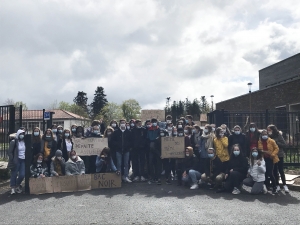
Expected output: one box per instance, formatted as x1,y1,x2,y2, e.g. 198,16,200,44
55,150,62,157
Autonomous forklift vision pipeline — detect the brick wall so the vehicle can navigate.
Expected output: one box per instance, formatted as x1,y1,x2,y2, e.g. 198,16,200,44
216,79,300,111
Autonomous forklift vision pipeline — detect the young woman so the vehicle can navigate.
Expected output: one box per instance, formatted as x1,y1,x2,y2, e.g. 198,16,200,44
214,127,230,172
228,125,246,156
70,124,77,138
245,123,260,158
51,124,58,142
103,126,115,164
243,147,267,195
75,126,85,138
218,144,248,194
41,129,57,174
50,150,66,176
198,124,214,174
65,150,85,175
57,129,73,162
57,125,64,143
267,124,289,193
191,125,202,159
95,147,120,174
220,124,231,137
8,129,27,195
30,153,49,178
110,120,119,131
32,127,42,161
258,129,279,194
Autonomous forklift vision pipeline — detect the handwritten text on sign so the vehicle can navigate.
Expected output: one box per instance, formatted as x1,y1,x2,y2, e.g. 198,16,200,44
91,173,121,189
141,109,165,122
73,138,108,156
161,137,185,158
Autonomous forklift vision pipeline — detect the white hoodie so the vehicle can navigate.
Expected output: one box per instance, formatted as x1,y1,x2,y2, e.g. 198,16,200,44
248,158,266,182
16,129,25,159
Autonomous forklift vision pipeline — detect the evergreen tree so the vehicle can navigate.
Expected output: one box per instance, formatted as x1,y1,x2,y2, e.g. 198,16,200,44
73,91,88,114
200,96,210,113
177,100,184,117
90,86,108,119
171,101,178,123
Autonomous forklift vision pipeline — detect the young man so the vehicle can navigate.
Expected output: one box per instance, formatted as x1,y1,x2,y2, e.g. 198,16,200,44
111,119,132,182
185,115,195,126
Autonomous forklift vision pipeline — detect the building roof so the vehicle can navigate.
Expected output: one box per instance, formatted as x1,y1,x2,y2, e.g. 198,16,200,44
21,110,90,120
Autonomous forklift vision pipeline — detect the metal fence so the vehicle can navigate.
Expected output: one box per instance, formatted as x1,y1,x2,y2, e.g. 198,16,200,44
0,105,22,158
208,109,300,167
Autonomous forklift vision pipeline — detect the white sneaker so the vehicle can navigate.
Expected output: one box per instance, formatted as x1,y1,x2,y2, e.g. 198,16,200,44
140,176,146,182
124,177,132,183
190,184,199,190
232,187,241,195
198,179,203,185
15,186,23,194
276,185,281,192
133,176,140,182
11,188,16,195
283,185,289,193
263,185,268,194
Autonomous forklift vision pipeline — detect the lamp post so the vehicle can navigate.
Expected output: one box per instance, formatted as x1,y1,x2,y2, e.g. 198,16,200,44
248,83,252,121
210,95,214,111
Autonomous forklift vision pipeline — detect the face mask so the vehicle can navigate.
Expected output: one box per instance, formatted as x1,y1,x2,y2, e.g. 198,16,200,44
58,130,63,133
204,129,208,133
65,133,70,137
167,127,172,131
220,133,224,137
185,153,189,157
52,129,57,133
192,129,196,133
250,128,255,132
120,124,126,128
160,133,165,137
152,123,157,126
208,153,214,158
147,125,151,128
19,134,24,139
173,132,177,136
222,128,226,132
130,123,134,127
94,131,99,134
184,130,188,134
56,157,62,160
212,128,215,132
107,132,112,135
178,133,183,137
72,155,76,159
126,126,130,130
233,151,240,156
252,152,258,157
111,123,116,127
37,160,42,164
268,132,272,136
262,135,268,140
137,126,141,129
178,125,182,128
46,135,51,138
72,128,76,132
34,132,39,136
185,119,188,123
167,120,171,123
234,131,240,135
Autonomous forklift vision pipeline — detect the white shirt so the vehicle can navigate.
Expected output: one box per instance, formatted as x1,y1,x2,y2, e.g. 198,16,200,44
18,141,26,159
66,140,72,152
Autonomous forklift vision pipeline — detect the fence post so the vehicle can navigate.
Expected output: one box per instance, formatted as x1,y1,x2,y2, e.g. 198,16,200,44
8,105,15,134
265,109,269,127
24,134,32,194
42,109,45,133
221,108,225,125
19,105,22,128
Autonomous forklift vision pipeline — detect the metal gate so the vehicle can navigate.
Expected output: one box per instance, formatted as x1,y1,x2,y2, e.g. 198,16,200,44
0,105,22,158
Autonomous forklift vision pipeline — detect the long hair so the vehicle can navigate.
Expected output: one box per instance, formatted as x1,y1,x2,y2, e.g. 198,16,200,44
42,129,54,141
32,127,42,143
250,148,263,166
267,124,280,138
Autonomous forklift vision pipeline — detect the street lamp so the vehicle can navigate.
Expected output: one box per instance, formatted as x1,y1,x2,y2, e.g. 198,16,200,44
247,83,252,121
210,95,214,111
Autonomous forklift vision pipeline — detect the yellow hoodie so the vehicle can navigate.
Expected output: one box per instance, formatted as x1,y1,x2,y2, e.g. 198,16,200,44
213,137,230,162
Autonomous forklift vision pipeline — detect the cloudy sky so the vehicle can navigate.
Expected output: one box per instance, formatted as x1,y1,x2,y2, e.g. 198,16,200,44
1,0,300,110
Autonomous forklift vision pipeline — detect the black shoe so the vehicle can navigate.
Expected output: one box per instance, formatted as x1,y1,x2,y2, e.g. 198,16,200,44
166,179,171,185
272,187,278,194
157,179,162,185
216,188,226,193
209,184,215,190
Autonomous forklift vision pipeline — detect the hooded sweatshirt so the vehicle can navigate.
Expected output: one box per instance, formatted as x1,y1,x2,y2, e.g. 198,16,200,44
65,156,85,175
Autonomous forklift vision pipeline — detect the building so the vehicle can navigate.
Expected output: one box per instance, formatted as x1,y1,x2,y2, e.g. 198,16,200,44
17,109,90,133
216,53,300,112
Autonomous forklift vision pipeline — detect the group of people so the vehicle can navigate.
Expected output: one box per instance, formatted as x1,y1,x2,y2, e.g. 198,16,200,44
7,114,289,196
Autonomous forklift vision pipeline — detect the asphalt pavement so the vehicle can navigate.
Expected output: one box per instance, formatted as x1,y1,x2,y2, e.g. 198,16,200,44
0,181,299,224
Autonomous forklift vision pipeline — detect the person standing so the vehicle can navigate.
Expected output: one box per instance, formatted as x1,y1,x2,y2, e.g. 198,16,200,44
228,125,247,156
31,127,42,162
41,129,57,174
57,129,73,162
245,123,260,158
198,124,214,174
8,129,26,195
214,127,230,173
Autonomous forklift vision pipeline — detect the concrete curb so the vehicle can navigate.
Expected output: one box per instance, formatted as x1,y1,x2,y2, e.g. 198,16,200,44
286,184,300,191
0,179,10,188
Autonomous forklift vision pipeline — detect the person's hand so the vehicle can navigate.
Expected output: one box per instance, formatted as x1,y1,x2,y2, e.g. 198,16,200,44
230,169,233,173
257,160,261,166
55,173,59,177
116,171,120,176
225,174,228,179
40,174,45,178
182,171,187,177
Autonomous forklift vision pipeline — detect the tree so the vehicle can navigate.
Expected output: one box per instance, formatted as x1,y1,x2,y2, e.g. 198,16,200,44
121,99,141,121
189,99,201,120
90,86,108,119
170,101,178,123
73,91,88,113
177,100,184,117
48,100,58,110
3,98,14,105
98,102,123,126
14,101,28,110
200,96,210,113
58,101,71,111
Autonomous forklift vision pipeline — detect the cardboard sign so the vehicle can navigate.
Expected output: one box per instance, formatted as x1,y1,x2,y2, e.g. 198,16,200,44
91,173,122,189
29,177,53,195
59,175,77,192
77,174,92,191
73,138,108,156
161,136,185,158
141,109,165,122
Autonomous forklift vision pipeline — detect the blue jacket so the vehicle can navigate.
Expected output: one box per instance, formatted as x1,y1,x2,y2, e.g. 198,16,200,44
146,126,160,142
198,133,214,159
95,156,117,173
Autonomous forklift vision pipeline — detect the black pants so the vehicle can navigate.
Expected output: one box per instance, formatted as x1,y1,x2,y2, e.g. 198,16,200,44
149,152,162,180
132,148,146,177
273,157,286,185
199,158,206,174
162,159,172,179
265,158,276,188
224,171,244,191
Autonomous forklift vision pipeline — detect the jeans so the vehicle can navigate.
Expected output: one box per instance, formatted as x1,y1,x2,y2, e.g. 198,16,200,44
116,151,129,177
182,169,201,185
10,158,25,188
149,151,162,180
132,148,146,177
243,177,264,195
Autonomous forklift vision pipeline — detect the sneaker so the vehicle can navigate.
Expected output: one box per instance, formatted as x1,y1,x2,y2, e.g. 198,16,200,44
276,185,281,192
263,185,268,194
283,185,289,193
15,185,23,194
133,176,140,182
198,179,203,185
190,184,199,190
232,188,241,195
166,179,171,185
157,179,162,185
11,188,16,195
272,187,278,194
140,176,146,182
124,177,132,183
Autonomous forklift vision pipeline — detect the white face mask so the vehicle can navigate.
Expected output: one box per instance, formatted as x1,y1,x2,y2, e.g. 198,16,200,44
250,128,255,132
65,133,70,137
37,160,42,164
212,128,215,132
166,120,171,123
111,123,116,127
268,132,272,136
178,125,182,128
72,155,77,159
204,128,208,133
167,127,173,131
34,132,39,136
184,130,188,134
160,133,165,137
152,123,157,126
234,131,240,135
262,135,268,140
185,153,189,157
126,126,130,130
130,123,135,127
120,124,126,128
